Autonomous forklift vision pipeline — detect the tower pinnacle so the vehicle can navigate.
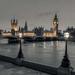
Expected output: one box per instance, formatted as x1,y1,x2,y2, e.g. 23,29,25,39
11,16,18,32
52,13,58,37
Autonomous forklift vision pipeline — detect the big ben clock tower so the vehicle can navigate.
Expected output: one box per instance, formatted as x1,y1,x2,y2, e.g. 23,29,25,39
52,14,58,37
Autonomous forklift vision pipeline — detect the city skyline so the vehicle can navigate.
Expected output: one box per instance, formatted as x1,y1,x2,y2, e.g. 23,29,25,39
0,0,75,31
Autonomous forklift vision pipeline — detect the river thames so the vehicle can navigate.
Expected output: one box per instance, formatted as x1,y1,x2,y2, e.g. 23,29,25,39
0,39,75,75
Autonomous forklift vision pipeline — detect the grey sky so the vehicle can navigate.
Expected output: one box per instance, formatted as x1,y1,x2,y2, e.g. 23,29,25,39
0,0,75,30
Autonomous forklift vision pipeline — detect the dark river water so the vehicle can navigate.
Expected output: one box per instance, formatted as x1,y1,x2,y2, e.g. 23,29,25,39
0,39,75,75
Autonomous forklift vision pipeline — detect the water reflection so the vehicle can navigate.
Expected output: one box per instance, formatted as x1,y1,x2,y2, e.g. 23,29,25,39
32,43,36,47
0,39,75,71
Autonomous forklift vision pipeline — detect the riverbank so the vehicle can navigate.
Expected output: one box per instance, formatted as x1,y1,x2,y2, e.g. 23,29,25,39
0,54,75,75
0,54,57,75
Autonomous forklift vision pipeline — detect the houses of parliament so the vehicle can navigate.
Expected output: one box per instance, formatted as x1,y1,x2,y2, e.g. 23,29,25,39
2,14,59,39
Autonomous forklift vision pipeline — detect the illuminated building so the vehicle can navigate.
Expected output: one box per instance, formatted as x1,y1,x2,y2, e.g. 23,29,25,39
11,18,18,32
2,14,59,39
43,14,58,38
33,26,44,37
23,31,36,37
2,32,12,37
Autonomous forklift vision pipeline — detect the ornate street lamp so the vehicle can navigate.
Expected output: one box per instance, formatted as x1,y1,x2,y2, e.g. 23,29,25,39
57,32,73,75
61,32,70,68
17,32,24,60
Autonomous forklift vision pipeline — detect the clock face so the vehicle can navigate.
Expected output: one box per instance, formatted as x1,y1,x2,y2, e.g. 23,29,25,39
53,21,58,24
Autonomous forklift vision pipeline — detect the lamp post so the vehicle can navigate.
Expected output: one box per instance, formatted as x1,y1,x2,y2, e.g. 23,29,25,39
57,32,73,75
61,32,70,68
17,32,24,60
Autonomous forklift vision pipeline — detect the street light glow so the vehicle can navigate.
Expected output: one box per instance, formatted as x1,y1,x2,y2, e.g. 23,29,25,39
64,32,69,39
19,33,22,38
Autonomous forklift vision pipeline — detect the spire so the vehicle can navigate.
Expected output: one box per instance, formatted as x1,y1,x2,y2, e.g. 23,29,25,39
25,21,27,26
53,13,58,22
24,21,28,32
11,16,18,25
11,16,18,32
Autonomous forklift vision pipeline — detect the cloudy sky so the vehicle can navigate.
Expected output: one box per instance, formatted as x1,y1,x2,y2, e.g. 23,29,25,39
0,0,75,31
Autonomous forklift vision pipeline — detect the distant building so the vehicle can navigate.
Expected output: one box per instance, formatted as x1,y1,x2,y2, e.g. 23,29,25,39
43,13,58,37
11,18,18,36
2,14,59,38
33,26,44,37
11,18,18,32
24,21,28,32
21,21,28,32
64,26,75,39
0,29,3,35
23,31,36,37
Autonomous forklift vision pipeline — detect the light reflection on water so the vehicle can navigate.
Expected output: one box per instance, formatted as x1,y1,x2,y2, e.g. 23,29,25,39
0,39,75,73
0,39,49,75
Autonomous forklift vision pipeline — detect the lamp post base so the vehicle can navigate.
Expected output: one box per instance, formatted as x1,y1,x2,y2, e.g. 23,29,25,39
57,66,73,75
